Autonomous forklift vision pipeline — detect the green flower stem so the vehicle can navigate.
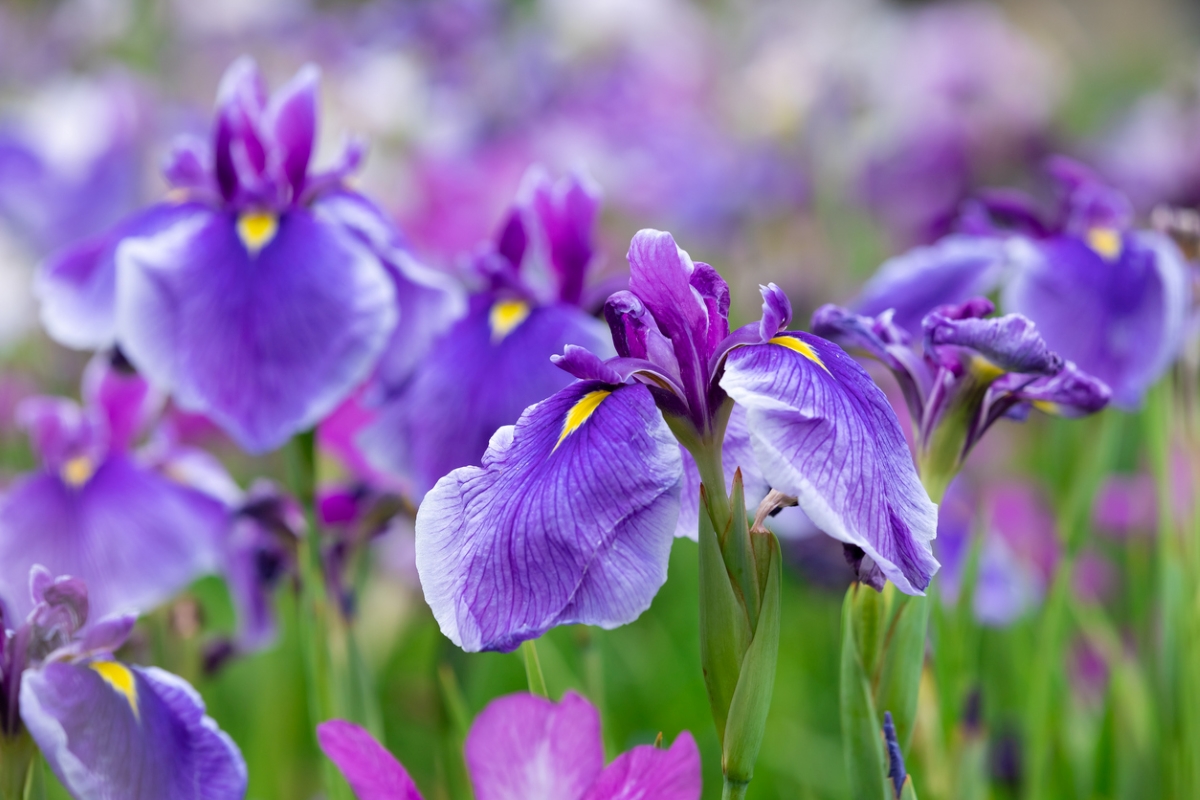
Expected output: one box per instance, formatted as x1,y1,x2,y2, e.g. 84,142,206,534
721,781,749,800
0,732,36,800
521,640,549,698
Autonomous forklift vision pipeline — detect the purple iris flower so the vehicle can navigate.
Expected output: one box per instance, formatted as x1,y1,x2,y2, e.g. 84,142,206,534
415,228,937,653
812,297,1111,501
854,157,1190,409
356,169,613,500
1,566,246,799
0,356,227,624
318,691,700,800
35,57,459,453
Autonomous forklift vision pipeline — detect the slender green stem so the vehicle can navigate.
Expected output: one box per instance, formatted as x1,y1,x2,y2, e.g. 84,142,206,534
522,640,549,697
722,779,749,800
0,732,36,800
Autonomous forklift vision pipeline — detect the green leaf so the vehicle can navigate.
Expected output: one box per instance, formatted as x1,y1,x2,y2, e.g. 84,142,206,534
698,486,752,746
875,593,930,752
723,533,782,784
840,586,891,800
900,776,919,800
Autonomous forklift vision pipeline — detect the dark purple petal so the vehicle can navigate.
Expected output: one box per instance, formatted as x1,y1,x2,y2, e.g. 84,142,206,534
415,381,681,651
533,172,601,306
552,345,625,385
626,229,728,429
21,661,246,799
854,235,1014,336
81,355,160,453
1002,231,1188,408
267,65,319,202
0,457,227,622
1047,155,1134,234
35,203,201,351
360,301,611,500
496,207,528,271
318,720,423,800
924,307,1062,375
312,190,466,397
582,733,701,800
988,361,1111,423
161,137,212,193
465,692,605,799
757,283,792,342
115,205,397,453
720,334,939,594
604,291,679,376
212,57,268,204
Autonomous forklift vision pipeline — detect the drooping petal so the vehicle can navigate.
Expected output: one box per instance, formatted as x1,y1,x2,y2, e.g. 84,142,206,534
312,190,466,397
986,360,1111,423
35,203,202,351
317,720,424,800
114,204,397,453
923,306,1062,375
1002,230,1189,409
721,333,939,594
21,660,247,799
854,235,1016,336
415,381,682,652
464,692,605,800
0,457,227,622
582,733,702,800
360,300,611,500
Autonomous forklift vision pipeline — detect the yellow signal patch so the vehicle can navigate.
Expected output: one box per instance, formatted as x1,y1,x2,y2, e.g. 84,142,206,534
61,456,95,488
554,390,611,452
1087,227,1122,260
770,335,830,374
489,300,531,342
91,661,139,717
237,211,279,255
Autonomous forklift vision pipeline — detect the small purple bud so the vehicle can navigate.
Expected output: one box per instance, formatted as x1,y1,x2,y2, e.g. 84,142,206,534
883,711,906,798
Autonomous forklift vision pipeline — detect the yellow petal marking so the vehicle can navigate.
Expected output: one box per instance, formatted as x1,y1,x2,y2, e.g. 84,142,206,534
969,356,1005,382
91,661,139,717
769,335,830,374
1032,400,1061,415
489,300,531,342
237,211,279,255
1087,227,1122,260
61,456,95,488
554,390,611,452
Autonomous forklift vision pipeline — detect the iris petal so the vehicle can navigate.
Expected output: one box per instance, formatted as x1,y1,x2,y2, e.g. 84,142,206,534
415,381,682,652
721,333,939,594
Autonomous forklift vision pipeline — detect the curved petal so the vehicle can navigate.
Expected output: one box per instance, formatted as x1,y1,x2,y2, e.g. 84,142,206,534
21,661,246,800
266,64,318,201
114,205,397,453
924,308,1062,375
0,457,227,622
415,381,682,652
464,692,605,800
582,733,702,800
35,203,200,351
854,235,1016,336
720,334,939,594
82,355,161,454
312,190,466,396
361,301,612,500
318,720,423,800
1002,231,1189,409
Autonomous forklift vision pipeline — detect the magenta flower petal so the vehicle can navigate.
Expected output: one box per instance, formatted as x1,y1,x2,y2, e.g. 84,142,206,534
582,733,702,800
465,692,605,800
0,457,226,622
114,204,397,453
415,381,682,652
318,720,424,800
21,660,246,799
720,334,939,594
